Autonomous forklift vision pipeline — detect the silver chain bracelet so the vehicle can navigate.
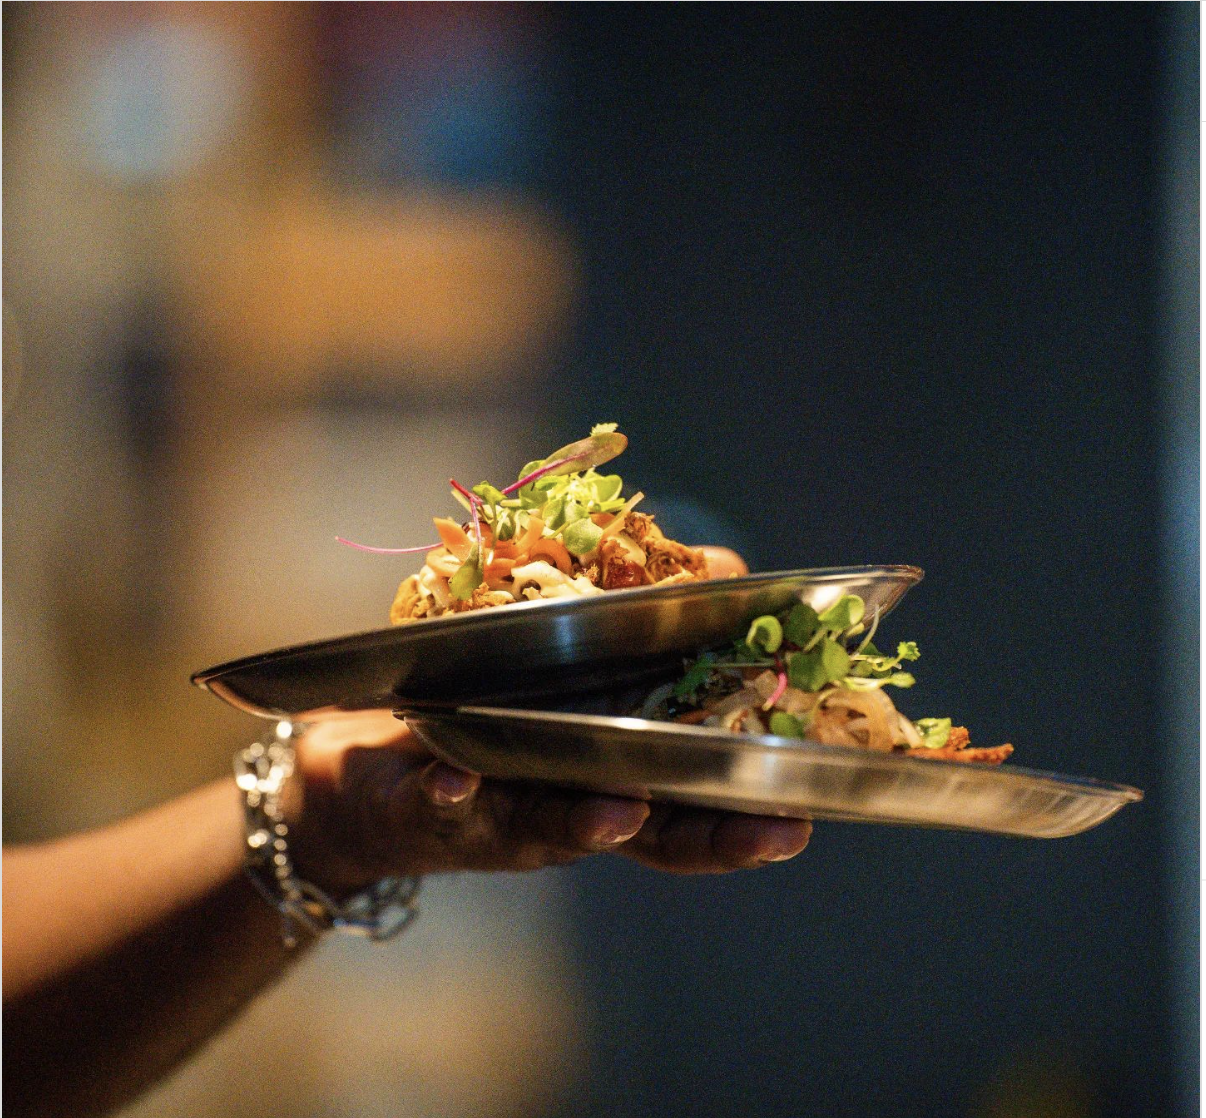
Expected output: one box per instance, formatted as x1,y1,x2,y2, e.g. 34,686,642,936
235,719,421,948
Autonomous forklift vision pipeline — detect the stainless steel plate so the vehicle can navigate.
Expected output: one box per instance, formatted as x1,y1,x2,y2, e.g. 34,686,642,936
192,565,922,717
404,706,1142,839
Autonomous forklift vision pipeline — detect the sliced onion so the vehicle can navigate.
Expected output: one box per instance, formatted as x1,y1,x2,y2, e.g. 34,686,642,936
813,687,898,752
895,712,924,749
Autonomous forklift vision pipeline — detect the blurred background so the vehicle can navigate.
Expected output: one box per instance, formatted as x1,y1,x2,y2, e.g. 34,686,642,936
2,4,1197,1117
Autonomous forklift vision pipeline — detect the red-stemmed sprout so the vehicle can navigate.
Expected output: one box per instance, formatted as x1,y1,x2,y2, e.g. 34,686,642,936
336,537,440,554
448,478,484,550
762,654,789,712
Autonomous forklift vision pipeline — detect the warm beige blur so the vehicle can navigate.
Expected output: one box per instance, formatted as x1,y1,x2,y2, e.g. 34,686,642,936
4,4,586,1116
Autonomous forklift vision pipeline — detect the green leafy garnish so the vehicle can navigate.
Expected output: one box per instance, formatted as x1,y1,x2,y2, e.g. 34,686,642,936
674,652,718,699
769,712,808,739
783,602,820,646
667,593,948,740
788,638,851,691
563,518,604,557
914,717,952,749
449,543,484,601
818,595,865,633
745,615,783,654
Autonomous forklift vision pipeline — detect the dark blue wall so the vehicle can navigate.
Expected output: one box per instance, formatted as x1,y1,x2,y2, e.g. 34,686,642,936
551,6,1188,1115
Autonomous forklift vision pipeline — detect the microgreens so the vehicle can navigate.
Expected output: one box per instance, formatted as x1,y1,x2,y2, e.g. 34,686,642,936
339,426,635,601
673,593,950,741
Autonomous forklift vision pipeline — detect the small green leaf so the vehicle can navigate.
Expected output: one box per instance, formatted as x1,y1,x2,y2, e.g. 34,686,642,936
915,717,952,749
591,422,618,436
745,615,783,654
449,544,483,601
821,638,851,680
783,603,820,646
896,641,920,662
590,473,623,504
543,494,567,530
769,712,807,739
563,518,604,556
818,595,865,632
473,482,505,505
883,671,916,688
674,652,717,699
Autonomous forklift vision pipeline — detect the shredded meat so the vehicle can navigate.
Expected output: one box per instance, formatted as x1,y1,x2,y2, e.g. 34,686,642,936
449,585,515,612
642,532,707,583
390,575,428,625
623,511,659,545
899,726,1014,765
595,536,652,589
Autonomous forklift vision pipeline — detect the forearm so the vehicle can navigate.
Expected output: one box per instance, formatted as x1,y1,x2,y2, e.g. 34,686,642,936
3,779,314,1118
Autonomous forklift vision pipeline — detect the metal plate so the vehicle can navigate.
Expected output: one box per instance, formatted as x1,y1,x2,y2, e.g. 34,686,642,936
403,706,1142,839
192,565,923,717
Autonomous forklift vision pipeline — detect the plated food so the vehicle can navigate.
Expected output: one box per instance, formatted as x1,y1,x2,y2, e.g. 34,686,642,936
192,421,1141,837
642,594,1014,765
337,425,710,624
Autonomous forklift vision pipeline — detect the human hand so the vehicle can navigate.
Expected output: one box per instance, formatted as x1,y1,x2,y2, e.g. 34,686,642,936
284,710,810,892
283,544,807,891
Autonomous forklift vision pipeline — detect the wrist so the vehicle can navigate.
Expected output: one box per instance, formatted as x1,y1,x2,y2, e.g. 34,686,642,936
235,722,421,945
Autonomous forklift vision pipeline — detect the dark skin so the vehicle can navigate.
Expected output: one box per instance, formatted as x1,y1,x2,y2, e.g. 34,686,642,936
3,547,812,1118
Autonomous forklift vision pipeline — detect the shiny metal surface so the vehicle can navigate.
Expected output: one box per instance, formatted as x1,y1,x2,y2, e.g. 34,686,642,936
192,565,922,717
404,706,1143,839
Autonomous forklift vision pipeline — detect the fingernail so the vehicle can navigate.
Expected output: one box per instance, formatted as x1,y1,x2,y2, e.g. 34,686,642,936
595,825,642,847
424,765,477,805
431,786,470,805
759,850,800,863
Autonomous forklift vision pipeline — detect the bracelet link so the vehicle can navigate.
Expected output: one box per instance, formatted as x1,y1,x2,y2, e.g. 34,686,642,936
235,720,420,948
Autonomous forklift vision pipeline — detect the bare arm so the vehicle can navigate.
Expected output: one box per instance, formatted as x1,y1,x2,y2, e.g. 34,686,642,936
3,779,303,1118
2,549,812,1117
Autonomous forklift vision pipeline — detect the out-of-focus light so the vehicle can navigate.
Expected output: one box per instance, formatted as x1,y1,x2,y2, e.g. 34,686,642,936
3,303,25,415
82,24,247,180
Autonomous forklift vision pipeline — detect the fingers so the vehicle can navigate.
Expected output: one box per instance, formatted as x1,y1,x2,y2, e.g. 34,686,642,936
619,804,812,874
294,720,809,880
387,762,652,874
700,546,749,580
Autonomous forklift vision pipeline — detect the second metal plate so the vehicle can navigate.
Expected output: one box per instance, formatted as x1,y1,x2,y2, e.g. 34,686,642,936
404,705,1142,839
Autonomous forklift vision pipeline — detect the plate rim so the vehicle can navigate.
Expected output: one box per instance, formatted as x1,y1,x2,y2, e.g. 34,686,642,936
402,703,1145,804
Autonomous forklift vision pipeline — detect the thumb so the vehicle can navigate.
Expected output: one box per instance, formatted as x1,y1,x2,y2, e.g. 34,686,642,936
417,760,482,813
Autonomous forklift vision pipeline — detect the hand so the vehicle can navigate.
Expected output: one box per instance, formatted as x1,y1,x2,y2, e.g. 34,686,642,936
285,710,810,891
284,544,807,890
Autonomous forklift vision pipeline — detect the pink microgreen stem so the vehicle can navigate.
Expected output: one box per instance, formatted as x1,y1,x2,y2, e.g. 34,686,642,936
448,479,483,548
336,537,439,555
762,659,789,712
500,453,584,496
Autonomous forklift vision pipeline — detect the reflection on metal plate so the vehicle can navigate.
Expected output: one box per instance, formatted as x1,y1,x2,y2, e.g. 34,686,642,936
404,706,1142,840
192,565,923,717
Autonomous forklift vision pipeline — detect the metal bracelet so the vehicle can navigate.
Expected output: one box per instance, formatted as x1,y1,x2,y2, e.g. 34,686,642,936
234,719,421,948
